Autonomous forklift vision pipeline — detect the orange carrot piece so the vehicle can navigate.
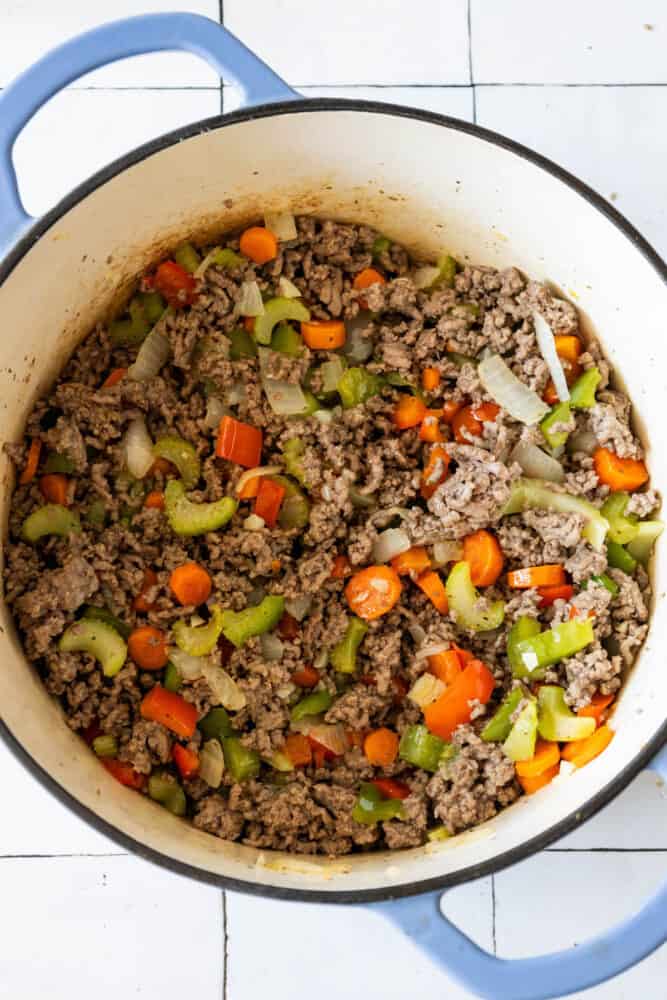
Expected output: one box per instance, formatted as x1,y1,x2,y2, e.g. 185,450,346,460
423,660,496,740
419,409,445,442
442,399,463,423
473,402,501,423
543,381,559,406
515,740,561,778
422,367,442,392
169,562,212,606
451,405,481,444
371,777,410,800
291,665,320,688
102,758,146,790
364,727,400,766
39,473,69,506
415,570,449,614
101,367,127,389
283,733,313,767
216,415,263,468
393,395,427,429
140,685,198,739
172,743,199,780
519,762,560,795
537,583,574,608
128,625,169,670
238,473,262,499
154,261,197,308
421,445,450,499
463,530,504,587
353,267,386,291
133,568,159,613
254,476,286,528
243,316,256,333
239,225,278,265
20,439,41,485
593,448,648,492
577,692,615,725
554,335,582,364
561,725,614,768
300,320,346,350
345,565,402,621
507,564,566,589
330,554,352,579
144,490,165,510
391,546,432,577
428,649,464,685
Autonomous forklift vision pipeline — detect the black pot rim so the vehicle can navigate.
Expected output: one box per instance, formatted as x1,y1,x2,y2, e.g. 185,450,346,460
1,96,666,905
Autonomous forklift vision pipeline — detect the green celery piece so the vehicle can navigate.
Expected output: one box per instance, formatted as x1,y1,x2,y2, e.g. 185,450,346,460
600,492,639,545
352,782,405,825
173,242,201,274
164,480,237,537
227,326,258,360
292,389,320,418
43,452,76,474
329,616,368,673
92,734,118,758
148,774,187,816
212,248,244,269
337,366,384,409
626,520,664,565
108,314,146,347
481,687,525,742
503,699,538,762
446,351,477,369
173,605,225,656
385,372,423,398
282,437,308,488
271,475,310,530
198,707,233,742
21,504,81,543
371,235,391,258
569,367,601,409
254,297,310,346
586,574,620,597
153,436,201,490
537,686,597,742
436,253,458,288
85,499,107,530
290,689,333,722
220,595,285,648
163,661,182,693
319,356,347,396
59,620,127,678
269,750,295,772
139,291,166,324
507,617,541,677
512,619,595,679
446,561,505,632
427,825,451,842
222,736,261,781
270,323,303,357
503,478,609,550
398,724,453,772
606,539,637,574
81,605,131,641
109,291,164,347
541,401,572,450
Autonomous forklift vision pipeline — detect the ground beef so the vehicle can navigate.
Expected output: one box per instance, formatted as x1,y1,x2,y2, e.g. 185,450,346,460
427,444,519,538
562,643,622,709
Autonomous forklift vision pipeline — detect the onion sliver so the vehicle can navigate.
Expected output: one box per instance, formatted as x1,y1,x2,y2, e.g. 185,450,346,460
128,326,170,381
262,378,308,416
478,354,549,425
235,465,282,497
238,281,265,317
278,275,301,298
408,673,445,708
264,211,297,241
201,662,247,710
123,416,154,478
431,540,464,567
567,428,598,456
533,312,570,403
285,595,312,621
413,265,441,290
415,641,452,662
204,395,228,429
243,514,265,531
291,720,347,756
372,527,412,563
199,739,224,788
510,440,565,483
260,632,284,662
169,648,205,681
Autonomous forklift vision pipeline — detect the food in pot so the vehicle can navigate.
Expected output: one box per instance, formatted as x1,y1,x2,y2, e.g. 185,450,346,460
4,215,661,855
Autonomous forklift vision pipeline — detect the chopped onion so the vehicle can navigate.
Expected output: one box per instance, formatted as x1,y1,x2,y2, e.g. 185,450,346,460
510,440,565,483
342,315,373,362
567,428,598,456
128,326,170,381
408,622,427,645
204,395,228,429
431,540,464,567
260,632,284,661
194,247,221,279
533,312,570,403
243,513,265,531
235,465,282,497
314,409,334,424
225,381,247,407
415,641,451,662
278,275,301,298
413,265,441,290
238,280,265,317
321,485,333,502
285,595,312,621
262,378,308,416
168,648,205,681
313,649,329,671
372,527,411,563
321,356,345,394
409,673,446,708
199,739,224,788
291,720,347,756
478,354,549,425
201,662,246,710
123,416,154,478
264,210,297,241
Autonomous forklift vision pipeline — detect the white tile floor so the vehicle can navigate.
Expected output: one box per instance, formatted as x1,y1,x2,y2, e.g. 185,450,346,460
1,2,666,998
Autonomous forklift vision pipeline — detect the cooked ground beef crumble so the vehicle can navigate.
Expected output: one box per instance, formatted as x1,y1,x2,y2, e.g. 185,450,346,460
3,216,659,856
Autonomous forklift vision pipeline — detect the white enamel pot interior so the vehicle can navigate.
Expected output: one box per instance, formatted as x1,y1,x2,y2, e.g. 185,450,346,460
1,101,666,902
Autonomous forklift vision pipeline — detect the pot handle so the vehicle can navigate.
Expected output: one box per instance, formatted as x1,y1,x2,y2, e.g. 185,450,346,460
0,13,298,256
370,744,667,1000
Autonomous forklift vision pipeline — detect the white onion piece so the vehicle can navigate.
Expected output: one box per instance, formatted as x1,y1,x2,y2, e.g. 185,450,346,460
372,527,412,563
204,395,228,429
342,315,373,362
314,409,334,424
567,428,598,456
285,595,312,621
260,632,284,661
168,648,205,681
510,441,565,483
313,649,329,671
478,354,549,425
201,662,246,710
238,280,265,317
431,540,464,567
291,720,347,756
264,210,297,241
123,416,154,478
262,378,308,416
243,513,265,531
128,326,170,381
199,739,224,788
225,381,247,406
321,356,345,394
413,265,441,290
194,247,221,278
235,465,282,497
533,312,570,403
409,673,446,708
408,622,427,645
415,641,452,662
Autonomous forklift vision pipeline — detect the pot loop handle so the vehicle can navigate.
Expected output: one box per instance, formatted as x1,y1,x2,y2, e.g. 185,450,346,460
369,744,667,1000
0,13,299,257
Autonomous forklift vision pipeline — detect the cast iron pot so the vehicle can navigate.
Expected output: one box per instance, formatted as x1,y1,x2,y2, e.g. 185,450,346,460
1,14,667,1000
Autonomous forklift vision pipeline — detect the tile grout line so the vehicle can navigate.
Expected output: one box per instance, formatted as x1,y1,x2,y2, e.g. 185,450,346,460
222,891,229,1000
491,874,497,955
467,0,477,122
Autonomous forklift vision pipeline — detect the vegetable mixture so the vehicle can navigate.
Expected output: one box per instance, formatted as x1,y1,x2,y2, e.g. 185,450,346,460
4,214,661,855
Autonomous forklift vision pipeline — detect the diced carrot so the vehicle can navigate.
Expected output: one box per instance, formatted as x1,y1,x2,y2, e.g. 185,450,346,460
140,685,198,739
422,367,441,392
144,490,165,510
133,568,159,613
561,725,614,768
101,367,127,389
353,267,386,309
39,473,69,506
463,530,504,587
216,415,263,468
309,740,331,769
474,402,501,423
270,559,282,574
554,335,582,364
415,570,449,614
102,758,146,790
428,649,464,685
515,740,561,778
238,472,262,499
277,612,299,640
291,665,320,688
538,583,574,608
371,777,410,800
419,409,445,442
153,260,197,308
423,660,496,740
345,565,402,620
283,733,313,767
518,763,560,795
452,644,474,666
169,563,212,606
577,692,615,725
451,402,500,444
128,625,169,670
363,727,400,767
239,226,278,265
346,729,366,749
391,546,432,577
421,445,450,499
593,448,648,492
254,477,285,528
19,438,41,485
393,395,427,429
543,381,559,405
300,320,346,350
172,743,199,780
507,564,566,589
243,316,256,333
442,399,463,423
569,605,596,621
330,554,352,579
